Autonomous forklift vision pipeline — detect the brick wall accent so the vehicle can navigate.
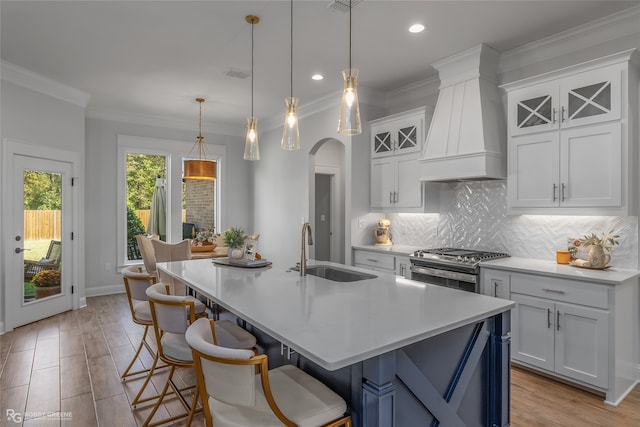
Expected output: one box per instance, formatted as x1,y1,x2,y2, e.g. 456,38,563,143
184,180,215,231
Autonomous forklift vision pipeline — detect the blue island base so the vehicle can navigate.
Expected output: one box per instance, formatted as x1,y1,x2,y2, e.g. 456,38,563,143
245,311,511,427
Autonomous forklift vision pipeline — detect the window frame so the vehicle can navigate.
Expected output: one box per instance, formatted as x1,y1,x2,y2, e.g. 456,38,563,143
116,134,224,268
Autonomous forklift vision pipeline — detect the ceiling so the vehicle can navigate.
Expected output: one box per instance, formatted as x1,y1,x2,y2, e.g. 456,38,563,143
2,1,638,132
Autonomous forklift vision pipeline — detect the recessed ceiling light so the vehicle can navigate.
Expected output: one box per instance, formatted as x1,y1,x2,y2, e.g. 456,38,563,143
409,24,425,33
312,74,324,81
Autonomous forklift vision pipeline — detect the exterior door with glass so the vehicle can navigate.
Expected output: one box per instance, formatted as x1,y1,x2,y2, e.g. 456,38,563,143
6,154,74,330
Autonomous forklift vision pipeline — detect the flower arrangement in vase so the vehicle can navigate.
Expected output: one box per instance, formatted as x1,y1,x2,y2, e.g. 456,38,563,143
579,229,619,268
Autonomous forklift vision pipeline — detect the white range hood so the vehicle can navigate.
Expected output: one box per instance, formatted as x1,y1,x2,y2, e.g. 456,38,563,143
420,44,506,182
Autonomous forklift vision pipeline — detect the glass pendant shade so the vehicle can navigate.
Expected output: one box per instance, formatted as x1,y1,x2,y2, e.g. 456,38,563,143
244,116,260,161
184,159,216,181
281,97,300,150
338,68,362,135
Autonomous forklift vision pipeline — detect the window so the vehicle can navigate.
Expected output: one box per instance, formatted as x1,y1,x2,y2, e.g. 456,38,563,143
117,135,224,267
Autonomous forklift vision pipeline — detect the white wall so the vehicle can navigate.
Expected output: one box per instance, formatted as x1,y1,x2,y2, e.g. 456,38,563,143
251,93,384,267
0,80,86,330
84,117,251,294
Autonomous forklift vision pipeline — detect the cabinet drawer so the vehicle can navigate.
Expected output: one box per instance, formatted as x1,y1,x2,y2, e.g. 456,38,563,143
354,251,395,271
511,273,608,309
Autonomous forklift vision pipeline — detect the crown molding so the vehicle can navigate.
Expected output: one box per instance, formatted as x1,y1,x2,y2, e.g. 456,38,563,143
260,85,386,132
86,105,244,137
1,60,90,108
499,5,640,75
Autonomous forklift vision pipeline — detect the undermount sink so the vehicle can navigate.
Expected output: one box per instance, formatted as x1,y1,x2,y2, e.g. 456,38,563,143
303,265,377,282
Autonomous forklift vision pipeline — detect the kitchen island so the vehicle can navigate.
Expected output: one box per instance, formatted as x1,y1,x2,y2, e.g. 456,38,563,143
157,259,514,427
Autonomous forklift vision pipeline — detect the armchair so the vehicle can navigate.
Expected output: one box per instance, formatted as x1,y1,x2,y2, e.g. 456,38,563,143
24,240,61,281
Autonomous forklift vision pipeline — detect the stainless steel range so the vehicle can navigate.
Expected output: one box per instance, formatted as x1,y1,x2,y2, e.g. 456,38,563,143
410,248,510,293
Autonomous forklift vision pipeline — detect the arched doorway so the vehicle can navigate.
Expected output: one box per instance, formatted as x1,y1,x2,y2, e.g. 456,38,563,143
309,138,346,264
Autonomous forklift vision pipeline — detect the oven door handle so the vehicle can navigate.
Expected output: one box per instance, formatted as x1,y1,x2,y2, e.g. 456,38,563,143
410,265,477,284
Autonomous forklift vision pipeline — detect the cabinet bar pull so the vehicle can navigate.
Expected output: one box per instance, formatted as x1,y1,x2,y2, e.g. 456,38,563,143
394,191,398,204
494,281,498,297
557,311,560,330
561,183,566,201
366,258,379,263
542,288,565,294
561,106,566,122
552,183,557,202
552,107,557,124
389,192,393,204
547,308,551,329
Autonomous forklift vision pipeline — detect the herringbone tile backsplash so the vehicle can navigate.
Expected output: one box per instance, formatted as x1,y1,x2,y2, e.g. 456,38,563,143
387,181,638,269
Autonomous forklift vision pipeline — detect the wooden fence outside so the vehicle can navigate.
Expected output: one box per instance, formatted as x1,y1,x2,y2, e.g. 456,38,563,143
23,209,187,241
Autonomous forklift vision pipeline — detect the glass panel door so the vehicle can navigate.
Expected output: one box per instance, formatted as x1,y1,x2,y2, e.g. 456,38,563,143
23,169,63,302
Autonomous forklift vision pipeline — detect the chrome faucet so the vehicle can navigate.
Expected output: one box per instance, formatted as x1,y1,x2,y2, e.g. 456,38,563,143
300,222,313,276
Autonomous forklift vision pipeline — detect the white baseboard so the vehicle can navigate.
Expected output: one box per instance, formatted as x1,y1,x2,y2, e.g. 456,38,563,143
79,297,87,308
85,283,125,297
0,321,5,335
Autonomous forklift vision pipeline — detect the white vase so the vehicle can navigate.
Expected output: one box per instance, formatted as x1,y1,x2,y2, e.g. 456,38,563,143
229,248,243,259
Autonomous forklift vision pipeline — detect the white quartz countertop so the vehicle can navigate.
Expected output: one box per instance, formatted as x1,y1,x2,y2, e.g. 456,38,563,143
352,244,422,256
157,259,514,371
481,257,640,285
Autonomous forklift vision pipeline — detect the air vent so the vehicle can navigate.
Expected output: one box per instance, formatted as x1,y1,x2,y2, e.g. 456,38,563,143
225,68,250,79
327,0,363,14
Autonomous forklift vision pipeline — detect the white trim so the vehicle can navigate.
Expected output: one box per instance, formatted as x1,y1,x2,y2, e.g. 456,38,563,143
1,60,90,107
116,134,225,268
261,86,386,132
85,284,125,297
1,138,82,332
499,5,640,75
0,322,5,335
315,165,342,263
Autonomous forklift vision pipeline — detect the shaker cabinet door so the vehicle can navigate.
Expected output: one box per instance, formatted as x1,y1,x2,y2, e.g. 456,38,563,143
371,159,395,208
508,132,560,208
554,302,609,388
560,122,621,208
511,294,555,372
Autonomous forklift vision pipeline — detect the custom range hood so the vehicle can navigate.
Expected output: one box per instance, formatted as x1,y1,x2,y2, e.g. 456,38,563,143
420,44,506,182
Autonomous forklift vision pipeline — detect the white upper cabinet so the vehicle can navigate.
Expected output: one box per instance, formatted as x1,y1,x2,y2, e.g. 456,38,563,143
371,107,426,158
369,107,440,212
503,49,638,216
509,63,622,137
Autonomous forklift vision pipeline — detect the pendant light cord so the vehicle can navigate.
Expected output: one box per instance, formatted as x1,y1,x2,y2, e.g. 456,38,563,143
290,0,293,98
348,0,352,78
251,21,254,117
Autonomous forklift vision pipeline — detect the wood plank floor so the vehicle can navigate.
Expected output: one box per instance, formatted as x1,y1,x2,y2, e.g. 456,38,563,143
1,293,639,426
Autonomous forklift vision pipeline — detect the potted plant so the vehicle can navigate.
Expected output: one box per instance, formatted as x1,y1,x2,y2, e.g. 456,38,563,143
579,229,619,268
223,227,246,259
32,269,62,299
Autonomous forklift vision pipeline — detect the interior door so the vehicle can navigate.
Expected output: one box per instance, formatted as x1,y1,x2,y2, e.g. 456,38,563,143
8,154,74,329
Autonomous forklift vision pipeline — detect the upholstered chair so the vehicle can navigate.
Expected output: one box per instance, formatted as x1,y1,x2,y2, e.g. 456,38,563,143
136,234,158,277
143,283,257,427
151,239,192,295
120,265,168,407
185,317,352,427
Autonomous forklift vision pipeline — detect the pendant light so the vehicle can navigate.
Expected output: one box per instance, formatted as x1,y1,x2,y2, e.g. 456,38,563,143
337,0,361,135
184,98,216,180
281,0,300,150
244,15,260,161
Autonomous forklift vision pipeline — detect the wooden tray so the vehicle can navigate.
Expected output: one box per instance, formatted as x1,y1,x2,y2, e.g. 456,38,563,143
191,244,216,253
569,261,611,270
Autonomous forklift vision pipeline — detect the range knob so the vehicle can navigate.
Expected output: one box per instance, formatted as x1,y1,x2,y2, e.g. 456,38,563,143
456,256,464,262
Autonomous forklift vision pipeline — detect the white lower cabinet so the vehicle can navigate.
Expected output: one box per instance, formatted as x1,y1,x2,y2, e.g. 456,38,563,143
353,249,411,278
481,265,637,404
511,293,608,388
